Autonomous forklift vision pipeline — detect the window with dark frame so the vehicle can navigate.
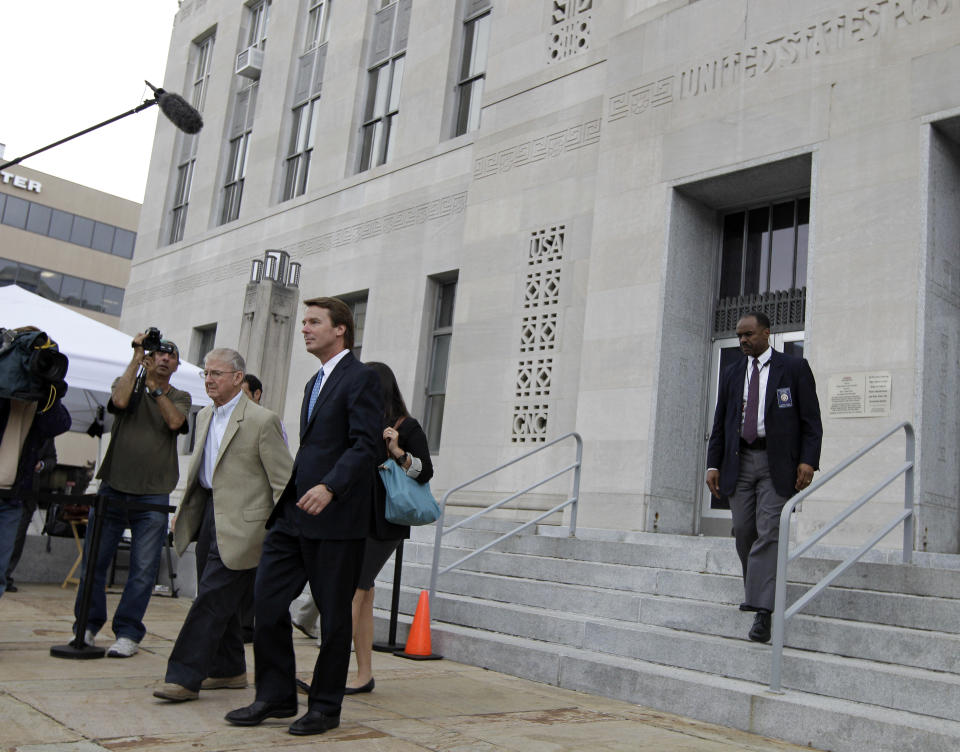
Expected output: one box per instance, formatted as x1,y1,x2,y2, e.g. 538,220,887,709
424,278,457,452
169,161,193,244
337,291,368,360
282,1,331,201
283,98,321,200
359,54,404,171
220,81,258,225
714,197,809,335
246,0,271,50
0,257,124,315
187,323,218,452
169,33,214,244
454,8,490,137
220,132,249,224
1,197,135,258
304,0,330,52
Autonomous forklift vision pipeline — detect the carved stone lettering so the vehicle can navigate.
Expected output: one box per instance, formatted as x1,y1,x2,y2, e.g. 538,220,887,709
608,0,953,122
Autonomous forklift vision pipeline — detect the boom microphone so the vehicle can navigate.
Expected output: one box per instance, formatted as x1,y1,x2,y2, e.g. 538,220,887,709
145,81,204,135
0,80,207,171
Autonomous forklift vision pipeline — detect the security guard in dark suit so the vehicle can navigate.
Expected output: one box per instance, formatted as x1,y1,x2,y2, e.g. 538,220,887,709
706,311,822,642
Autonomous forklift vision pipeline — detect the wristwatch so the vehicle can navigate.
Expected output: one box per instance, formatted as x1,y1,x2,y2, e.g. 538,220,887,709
395,452,408,465
150,388,165,398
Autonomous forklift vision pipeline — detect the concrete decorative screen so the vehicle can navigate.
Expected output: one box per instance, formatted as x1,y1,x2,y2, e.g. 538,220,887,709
547,0,592,63
514,225,564,442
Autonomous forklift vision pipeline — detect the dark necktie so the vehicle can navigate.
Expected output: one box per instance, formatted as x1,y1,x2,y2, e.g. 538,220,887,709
742,358,760,443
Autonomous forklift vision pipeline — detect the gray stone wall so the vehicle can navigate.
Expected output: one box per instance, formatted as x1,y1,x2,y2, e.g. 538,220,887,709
125,0,960,551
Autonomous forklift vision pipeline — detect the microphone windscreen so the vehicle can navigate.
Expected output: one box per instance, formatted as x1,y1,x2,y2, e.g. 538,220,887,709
157,91,204,134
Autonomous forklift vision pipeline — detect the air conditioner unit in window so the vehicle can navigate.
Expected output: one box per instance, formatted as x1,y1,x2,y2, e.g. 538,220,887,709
235,46,264,79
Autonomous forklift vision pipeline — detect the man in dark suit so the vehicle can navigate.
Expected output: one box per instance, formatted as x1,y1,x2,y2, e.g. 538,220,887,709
706,312,822,643
226,297,382,736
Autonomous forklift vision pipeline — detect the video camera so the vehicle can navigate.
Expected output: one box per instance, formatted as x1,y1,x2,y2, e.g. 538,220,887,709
0,327,69,411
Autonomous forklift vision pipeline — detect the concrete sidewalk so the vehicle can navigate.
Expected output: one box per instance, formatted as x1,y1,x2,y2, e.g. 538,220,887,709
0,584,818,751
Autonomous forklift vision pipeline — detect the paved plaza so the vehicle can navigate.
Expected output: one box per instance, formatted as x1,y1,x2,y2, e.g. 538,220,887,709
0,584,819,751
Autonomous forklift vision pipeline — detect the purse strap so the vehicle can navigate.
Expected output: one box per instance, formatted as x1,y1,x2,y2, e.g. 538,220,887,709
379,416,407,469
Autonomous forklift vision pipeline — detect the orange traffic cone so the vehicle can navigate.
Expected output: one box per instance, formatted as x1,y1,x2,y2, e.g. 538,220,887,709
396,590,442,660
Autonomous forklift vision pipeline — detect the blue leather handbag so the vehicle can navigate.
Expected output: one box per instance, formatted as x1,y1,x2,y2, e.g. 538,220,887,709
379,460,440,526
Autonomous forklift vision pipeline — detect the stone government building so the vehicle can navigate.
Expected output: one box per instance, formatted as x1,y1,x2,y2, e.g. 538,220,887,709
124,0,960,553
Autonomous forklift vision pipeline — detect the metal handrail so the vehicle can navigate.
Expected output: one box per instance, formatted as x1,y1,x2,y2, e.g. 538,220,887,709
428,432,582,604
769,421,915,693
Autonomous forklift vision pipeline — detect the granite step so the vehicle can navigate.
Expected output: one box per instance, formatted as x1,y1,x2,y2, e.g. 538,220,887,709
373,612,960,752
393,552,960,633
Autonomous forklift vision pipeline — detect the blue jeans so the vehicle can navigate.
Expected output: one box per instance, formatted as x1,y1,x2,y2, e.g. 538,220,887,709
0,499,23,598
74,483,169,643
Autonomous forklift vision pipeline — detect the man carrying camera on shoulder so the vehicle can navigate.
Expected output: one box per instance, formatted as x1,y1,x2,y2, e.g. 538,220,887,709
73,329,191,658
0,325,71,599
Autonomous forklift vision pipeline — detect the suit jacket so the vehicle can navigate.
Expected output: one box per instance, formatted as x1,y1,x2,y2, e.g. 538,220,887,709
267,351,382,540
707,349,823,500
174,394,293,570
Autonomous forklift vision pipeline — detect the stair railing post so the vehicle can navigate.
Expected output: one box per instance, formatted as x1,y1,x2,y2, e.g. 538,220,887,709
770,498,793,694
428,492,448,606
568,433,582,538
902,423,915,565
427,432,581,605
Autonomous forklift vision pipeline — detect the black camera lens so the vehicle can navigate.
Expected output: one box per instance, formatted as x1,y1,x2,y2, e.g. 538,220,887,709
139,327,163,352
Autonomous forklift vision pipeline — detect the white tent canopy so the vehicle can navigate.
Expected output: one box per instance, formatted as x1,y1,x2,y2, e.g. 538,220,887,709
0,285,209,432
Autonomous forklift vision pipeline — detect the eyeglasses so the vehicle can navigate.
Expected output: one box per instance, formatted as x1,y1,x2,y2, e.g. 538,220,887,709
202,369,240,378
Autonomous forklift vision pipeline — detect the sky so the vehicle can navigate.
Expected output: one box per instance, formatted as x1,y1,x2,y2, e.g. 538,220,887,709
1,1,182,203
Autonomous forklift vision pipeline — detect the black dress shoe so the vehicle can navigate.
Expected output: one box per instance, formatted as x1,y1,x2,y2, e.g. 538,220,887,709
748,611,772,643
343,677,374,695
225,700,299,726
288,709,340,736
5,583,17,593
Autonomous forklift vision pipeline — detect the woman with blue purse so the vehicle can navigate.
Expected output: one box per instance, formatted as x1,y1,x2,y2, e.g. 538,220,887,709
344,362,434,694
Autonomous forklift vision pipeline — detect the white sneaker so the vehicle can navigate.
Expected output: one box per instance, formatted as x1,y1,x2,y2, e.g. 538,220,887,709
84,629,95,647
107,637,139,658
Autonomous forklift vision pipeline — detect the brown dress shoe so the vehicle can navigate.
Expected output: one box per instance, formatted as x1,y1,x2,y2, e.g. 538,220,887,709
153,683,199,702
201,674,248,690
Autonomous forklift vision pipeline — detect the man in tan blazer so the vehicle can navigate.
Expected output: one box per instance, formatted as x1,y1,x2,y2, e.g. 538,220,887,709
153,348,292,702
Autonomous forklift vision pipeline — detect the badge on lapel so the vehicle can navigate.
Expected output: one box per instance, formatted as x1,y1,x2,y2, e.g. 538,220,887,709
777,387,793,408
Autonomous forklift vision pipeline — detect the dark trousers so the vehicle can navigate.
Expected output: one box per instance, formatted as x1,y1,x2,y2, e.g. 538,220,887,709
5,496,37,584
253,515,365,716
165,495,254,690
729,447,789,612
237,569,256,641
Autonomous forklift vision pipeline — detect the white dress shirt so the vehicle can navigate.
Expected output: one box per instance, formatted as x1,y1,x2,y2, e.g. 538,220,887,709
742,346,773,439
198,390,243,489
314,348,350,396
